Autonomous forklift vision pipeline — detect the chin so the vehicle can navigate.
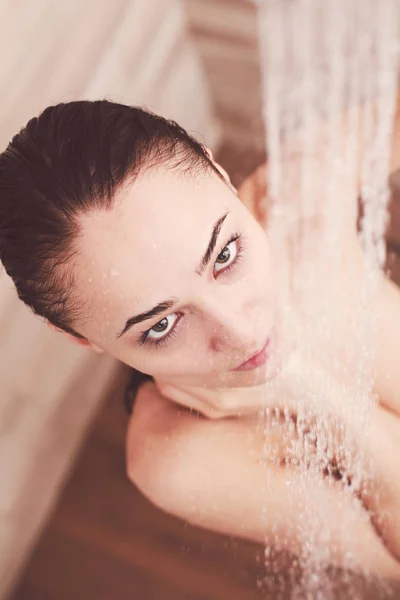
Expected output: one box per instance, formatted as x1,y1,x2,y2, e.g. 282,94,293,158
220,365,274,388
238,369,270,386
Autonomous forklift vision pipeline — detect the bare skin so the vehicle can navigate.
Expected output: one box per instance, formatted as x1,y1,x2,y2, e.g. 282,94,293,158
47,97,400,583
127,379,400,580
125,207,400,584
125,120,400,581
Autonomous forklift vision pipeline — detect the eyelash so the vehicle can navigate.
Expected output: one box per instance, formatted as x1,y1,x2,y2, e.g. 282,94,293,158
139,232,244,349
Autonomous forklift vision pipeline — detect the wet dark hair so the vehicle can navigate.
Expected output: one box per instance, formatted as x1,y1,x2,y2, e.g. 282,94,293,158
0,100,218,339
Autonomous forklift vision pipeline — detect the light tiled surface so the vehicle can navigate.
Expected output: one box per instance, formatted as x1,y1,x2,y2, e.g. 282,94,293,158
0,1,219,597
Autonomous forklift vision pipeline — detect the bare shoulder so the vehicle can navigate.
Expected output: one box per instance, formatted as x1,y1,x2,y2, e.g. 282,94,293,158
126,381,224,503
125,380,259,530
237,162,268,229
126,380,190,486
124,382,400,575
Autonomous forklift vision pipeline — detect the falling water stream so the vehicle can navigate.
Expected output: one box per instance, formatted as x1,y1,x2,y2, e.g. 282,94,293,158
255,0,400,596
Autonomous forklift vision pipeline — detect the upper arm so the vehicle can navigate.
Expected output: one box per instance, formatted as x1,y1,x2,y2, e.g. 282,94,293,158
390,90,400,173
372,275,400,416
239,94,400,242
126,389,400,578
238,163,268,230
126,382,272,541
128,398,275,542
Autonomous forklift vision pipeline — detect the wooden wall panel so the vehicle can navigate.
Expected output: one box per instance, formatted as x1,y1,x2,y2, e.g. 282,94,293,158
183,0,265,152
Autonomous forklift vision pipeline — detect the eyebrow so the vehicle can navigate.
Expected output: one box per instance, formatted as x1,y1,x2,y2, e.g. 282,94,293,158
116,211,230,339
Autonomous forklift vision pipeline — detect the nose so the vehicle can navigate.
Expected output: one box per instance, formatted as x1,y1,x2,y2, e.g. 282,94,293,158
198,293,264,354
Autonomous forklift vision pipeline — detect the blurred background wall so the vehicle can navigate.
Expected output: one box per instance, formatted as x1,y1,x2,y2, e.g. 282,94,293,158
185,0,264,157
0,1,264,597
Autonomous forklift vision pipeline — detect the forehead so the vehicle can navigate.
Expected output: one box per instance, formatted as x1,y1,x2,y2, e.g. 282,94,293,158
74,166,237,338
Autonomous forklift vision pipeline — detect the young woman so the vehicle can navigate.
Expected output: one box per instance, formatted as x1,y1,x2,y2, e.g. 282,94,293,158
1,100,400,585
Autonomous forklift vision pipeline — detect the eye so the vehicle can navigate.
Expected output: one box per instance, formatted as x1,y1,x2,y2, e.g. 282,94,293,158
138,233,243,350
214,238,238,274
146,313,178,342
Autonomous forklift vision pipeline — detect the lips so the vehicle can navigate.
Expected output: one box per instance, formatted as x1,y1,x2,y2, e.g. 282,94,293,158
232,336,272,372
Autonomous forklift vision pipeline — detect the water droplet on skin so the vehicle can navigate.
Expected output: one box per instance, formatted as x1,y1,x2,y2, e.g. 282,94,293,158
88,278,92,283
111,269,120,277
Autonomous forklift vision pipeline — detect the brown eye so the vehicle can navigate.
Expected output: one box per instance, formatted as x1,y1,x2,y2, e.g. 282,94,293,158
217,247,230,263
153,319,168,332
147,314,178,341
214,240,237,273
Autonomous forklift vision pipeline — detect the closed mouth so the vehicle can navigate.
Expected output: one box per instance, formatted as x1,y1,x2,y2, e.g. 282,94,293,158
232,335,272,371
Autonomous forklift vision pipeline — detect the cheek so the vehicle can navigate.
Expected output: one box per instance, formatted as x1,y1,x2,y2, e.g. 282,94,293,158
256,250,278,323
247,231,273,292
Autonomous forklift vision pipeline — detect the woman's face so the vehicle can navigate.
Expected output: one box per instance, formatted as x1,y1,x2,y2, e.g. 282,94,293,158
73,163,278,388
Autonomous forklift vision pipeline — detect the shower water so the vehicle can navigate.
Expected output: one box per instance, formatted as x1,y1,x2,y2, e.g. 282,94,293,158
256,0,399,595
